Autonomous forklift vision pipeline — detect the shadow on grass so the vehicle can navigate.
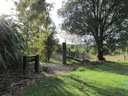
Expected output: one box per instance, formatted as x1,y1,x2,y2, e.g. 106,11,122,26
67,75,128,96
18,75,128,96
85,61,128,76
18,77,75,96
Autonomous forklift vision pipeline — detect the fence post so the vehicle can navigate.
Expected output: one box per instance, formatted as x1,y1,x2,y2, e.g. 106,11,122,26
68,49,71,56
35,55,39,73
23,56,29,75
62,42,66,64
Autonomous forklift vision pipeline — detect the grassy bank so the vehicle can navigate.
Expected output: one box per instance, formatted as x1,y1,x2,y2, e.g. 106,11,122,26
17,61,128,96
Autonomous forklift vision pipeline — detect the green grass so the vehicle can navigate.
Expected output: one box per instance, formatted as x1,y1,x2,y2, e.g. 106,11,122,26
117,60,128,63
17,61,128,96
67,58,80,65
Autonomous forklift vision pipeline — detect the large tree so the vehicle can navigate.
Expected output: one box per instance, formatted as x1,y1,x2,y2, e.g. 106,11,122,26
58,0,128,60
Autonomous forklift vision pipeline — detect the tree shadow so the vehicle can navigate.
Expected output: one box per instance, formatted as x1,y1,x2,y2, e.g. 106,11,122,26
67,75,128,96
85,61,128,76
19,77,75,96
17,75,128,96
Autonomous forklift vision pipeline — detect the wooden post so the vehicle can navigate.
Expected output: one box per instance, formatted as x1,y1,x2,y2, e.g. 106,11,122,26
63,42,66,64
126,47,127,60
23,56,29,75
35,55,39,73
68,49,71,56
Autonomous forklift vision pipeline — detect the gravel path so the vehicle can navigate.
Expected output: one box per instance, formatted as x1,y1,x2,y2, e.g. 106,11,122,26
44,63,71,75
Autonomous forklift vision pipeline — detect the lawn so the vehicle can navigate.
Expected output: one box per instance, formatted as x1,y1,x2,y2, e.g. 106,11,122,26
17,61,128,96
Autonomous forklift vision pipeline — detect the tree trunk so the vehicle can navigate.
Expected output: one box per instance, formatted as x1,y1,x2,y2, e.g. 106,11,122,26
97,43,106,61
47,53,51,62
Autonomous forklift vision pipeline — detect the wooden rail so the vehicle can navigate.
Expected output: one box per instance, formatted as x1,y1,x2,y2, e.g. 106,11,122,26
62,42,86,64
67,56,82,62
23,55,39,75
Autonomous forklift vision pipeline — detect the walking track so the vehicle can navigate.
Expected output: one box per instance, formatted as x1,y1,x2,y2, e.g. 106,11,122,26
44,63,71,75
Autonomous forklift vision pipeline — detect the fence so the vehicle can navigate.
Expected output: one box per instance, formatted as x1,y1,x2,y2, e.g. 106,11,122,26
23,55,39,75
67,49,86,60
62,42,86,64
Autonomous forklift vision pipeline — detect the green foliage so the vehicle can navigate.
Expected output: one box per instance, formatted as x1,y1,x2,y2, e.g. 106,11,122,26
18,62,128,96
58,0,128,60
67,44,96,54
30,29,59,62
77,67,86,71
43,30,59,62
89,47,97,54
15,0,53,53
15,0,52,30
15,0,59,62
67,44,85,52
0,17,26,69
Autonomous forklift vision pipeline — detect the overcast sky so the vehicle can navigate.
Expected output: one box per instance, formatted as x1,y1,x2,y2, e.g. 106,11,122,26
0,0,14,15
46,0,64,27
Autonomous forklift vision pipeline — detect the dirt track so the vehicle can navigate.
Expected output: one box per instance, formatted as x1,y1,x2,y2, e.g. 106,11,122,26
43,63,71,75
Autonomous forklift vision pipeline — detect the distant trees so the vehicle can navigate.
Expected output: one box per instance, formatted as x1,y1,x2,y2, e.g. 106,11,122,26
58,0,128,61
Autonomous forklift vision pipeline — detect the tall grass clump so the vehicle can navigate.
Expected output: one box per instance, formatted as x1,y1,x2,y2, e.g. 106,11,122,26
0,17,26,70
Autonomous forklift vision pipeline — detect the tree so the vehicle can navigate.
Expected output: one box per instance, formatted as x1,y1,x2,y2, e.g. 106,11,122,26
15,0,59,61
15,0,52,54
29,26,59,62
43,29,59,62
58,0,128,61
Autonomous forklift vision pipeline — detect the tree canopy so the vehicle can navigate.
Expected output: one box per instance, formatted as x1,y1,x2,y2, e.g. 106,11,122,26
15,0,59,61
58,0,128,60
15,0,52,40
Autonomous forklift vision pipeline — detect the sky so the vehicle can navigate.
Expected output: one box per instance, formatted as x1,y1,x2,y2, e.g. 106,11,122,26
0,0,15,15
46,0,63,27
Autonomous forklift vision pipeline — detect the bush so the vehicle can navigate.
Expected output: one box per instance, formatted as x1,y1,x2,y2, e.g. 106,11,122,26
0,18,26,70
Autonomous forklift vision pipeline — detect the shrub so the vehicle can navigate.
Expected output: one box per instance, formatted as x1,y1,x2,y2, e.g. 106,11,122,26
0,18,26,70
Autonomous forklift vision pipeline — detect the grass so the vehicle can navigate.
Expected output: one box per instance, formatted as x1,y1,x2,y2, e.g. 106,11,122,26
67,58,80,64
17,61,128,96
